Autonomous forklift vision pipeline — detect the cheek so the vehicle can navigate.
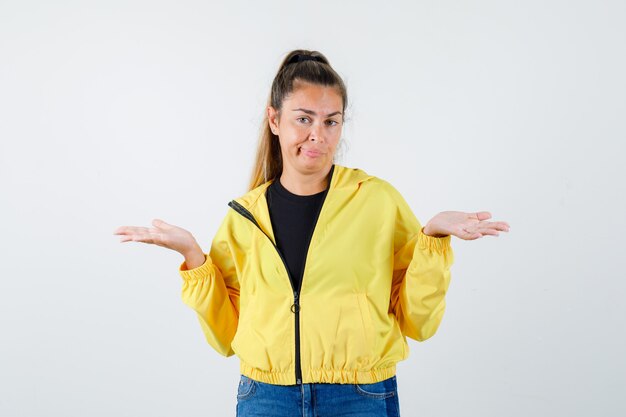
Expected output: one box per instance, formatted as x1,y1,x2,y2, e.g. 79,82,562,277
279,140,303,156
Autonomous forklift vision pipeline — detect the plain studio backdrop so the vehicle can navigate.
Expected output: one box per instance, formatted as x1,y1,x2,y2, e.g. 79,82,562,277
1,1,624,416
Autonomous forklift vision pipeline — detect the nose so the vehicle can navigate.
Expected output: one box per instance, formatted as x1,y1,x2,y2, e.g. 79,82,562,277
309,122,324,142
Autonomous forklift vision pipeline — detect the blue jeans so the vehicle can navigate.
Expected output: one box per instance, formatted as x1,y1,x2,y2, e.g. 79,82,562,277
236,374,401,417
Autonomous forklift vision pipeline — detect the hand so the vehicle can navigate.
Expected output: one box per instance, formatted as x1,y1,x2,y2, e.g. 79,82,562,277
423,211,510,241
113,219,201,256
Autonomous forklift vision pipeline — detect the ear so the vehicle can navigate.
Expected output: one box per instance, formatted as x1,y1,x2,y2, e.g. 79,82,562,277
267,106,280,135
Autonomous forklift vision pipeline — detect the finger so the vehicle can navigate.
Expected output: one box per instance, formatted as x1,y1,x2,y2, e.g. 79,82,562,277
483,222,510,232
119,229,160,244
497,222,510,231
115,226,149,236
479,228,499,237
485,221,510,228
119,234,149,243
113,226,129,235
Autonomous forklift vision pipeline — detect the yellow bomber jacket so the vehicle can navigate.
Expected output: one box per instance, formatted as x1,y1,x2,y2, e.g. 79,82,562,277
178,164,454,386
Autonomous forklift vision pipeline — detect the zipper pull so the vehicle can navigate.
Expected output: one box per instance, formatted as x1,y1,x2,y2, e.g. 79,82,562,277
290,291,300,313
296,377,302,385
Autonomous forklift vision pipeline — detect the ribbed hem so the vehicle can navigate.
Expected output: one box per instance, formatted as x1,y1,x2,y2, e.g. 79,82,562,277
305,364,397,384
240,360,397,385
240,362,295,385
418,227,452,253
178,253,211,281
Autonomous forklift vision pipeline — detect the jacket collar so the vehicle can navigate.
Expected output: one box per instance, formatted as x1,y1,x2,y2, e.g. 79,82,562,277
229,164,374,241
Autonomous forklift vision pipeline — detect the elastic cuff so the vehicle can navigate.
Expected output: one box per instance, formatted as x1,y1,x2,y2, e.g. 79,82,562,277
178,254,212,281
418,227,452,253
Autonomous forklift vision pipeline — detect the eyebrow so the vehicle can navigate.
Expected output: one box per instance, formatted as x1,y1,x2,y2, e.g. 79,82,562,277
291,108,342,118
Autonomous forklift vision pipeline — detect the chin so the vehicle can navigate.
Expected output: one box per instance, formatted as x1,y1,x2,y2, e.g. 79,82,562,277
290,158,325,173
301,155,327,166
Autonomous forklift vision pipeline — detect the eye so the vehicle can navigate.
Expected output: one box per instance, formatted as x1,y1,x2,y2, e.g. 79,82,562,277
327,120,339,126
297,117,310,123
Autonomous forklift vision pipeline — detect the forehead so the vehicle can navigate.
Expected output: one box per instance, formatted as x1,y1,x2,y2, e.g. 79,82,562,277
284,82,342,109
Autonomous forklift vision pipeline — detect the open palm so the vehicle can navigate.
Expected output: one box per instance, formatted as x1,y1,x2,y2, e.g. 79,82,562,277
113,219,199,255
426,211,510,241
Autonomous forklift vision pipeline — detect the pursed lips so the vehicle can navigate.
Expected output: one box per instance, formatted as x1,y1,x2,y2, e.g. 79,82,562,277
299,147,325,155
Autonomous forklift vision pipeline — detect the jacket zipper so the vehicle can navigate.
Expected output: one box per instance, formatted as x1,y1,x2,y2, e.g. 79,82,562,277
227,199,304,385
227,165,334,386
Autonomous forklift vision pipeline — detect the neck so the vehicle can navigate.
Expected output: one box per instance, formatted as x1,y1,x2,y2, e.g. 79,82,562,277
279,164,332,196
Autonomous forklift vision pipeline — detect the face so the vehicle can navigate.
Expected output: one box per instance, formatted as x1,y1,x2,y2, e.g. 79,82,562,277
267,82,343,178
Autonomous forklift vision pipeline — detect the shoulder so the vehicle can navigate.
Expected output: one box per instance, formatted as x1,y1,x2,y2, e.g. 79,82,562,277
335,164,399,193
352,167,407,205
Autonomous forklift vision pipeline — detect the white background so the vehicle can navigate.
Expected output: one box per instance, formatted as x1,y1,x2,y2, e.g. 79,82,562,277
1,1,624,416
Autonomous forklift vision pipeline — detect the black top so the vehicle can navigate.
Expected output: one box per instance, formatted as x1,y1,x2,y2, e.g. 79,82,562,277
266,166,334,293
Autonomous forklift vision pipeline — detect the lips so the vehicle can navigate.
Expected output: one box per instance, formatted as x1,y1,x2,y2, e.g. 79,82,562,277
300,147,325,157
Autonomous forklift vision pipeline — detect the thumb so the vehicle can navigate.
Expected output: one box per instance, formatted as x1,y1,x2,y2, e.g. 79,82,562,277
152,218,171,229
475,211,492,221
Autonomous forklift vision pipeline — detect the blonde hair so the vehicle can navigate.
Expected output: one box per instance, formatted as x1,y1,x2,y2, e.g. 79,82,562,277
247,49,348,192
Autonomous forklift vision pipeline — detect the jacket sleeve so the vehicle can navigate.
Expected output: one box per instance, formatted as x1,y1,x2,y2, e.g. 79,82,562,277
388,184,455,342
178,212,240,357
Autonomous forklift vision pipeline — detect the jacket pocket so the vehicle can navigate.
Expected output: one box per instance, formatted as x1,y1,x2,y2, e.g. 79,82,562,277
231,295,256,353
355,292,376,356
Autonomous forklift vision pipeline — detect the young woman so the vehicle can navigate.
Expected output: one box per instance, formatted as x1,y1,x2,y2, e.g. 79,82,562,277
114,49,510,417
